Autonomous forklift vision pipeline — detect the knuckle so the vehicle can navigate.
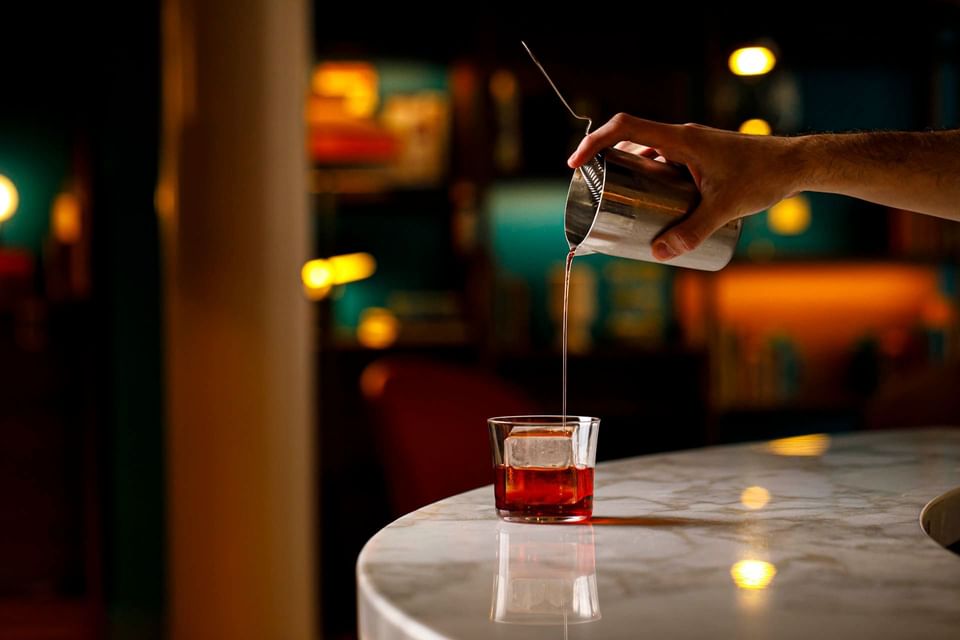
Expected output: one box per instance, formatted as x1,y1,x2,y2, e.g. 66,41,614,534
677,230,702,251
675,228,700,250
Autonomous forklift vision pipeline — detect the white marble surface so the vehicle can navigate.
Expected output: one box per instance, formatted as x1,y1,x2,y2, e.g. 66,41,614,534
357,429,960,639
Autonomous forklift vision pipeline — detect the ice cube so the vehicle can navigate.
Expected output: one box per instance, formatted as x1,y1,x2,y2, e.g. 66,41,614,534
505,431,573,468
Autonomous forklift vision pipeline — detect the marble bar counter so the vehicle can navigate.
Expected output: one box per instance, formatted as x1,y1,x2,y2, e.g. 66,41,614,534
357,429,960,639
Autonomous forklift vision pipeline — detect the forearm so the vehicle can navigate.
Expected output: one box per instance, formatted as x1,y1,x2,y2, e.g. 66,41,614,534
790,130,960,220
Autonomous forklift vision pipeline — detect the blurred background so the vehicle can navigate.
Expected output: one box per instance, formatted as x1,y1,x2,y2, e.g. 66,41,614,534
0,2,959,639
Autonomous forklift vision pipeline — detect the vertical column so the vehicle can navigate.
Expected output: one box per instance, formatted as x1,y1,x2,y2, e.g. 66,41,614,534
160,0,315,637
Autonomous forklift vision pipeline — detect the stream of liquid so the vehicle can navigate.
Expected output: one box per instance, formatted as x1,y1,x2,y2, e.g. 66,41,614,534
562,248,575,425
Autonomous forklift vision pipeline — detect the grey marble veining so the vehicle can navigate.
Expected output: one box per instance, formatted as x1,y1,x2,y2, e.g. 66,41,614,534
357,429,960,639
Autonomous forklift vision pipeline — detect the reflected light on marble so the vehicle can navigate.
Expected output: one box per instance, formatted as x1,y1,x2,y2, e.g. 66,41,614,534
731,560,777,590
765,433,830,457
491,523,600,626
740,486,771,510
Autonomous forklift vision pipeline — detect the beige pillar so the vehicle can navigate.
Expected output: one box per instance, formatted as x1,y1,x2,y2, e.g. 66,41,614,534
160,0,315,638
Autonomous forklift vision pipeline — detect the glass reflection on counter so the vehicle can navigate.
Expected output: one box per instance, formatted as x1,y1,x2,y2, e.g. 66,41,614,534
490,523,600,626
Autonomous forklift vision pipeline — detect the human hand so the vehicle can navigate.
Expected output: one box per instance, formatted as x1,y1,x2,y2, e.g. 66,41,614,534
568,114,800,261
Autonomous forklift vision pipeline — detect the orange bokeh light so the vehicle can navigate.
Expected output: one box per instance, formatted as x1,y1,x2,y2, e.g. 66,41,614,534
52,192,82,244
710,263,940,356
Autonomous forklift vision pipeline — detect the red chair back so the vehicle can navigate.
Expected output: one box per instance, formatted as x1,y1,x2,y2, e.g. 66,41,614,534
361,357,535,516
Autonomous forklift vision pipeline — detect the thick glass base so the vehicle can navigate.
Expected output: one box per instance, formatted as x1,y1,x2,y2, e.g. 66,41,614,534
497,510,590,524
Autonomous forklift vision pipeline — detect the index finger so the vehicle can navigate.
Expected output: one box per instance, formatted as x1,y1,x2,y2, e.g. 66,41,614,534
567,114,679,168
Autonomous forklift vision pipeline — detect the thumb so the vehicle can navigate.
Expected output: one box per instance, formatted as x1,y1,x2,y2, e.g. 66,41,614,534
651,203,725,261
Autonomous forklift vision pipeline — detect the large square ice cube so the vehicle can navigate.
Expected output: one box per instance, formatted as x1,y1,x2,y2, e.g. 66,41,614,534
505,430,573,468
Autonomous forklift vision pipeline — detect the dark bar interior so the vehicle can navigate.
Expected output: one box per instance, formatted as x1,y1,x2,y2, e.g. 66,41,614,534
0,4,958,639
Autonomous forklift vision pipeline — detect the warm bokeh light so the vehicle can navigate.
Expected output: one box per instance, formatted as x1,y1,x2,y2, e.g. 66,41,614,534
489,70,517,101
0,174,19,223
766,434,831,457
360,362,391,399
301,261,332,288
739,118,772,135
311,62,379,118
731,560,777,590
741,486,771,509
357,307,399,349
707,263,940,357
301,252,377,300
922,294,955,328
729,46,777,76
767,195,811,235
328,252,376,285
155,180,176,220
52,192,82,244
301,260,333,299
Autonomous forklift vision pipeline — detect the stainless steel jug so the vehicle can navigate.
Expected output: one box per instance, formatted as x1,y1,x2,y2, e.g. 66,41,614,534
564,149,742,271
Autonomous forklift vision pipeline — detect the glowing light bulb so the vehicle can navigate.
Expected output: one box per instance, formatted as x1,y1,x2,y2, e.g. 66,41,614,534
729,47,777,76
0,175,20,223
767,196,811,235
739,118,771,135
